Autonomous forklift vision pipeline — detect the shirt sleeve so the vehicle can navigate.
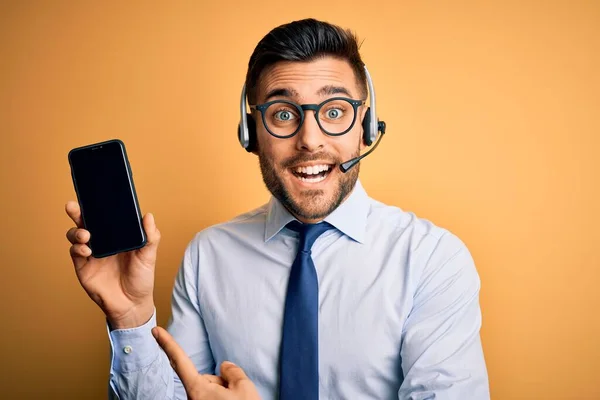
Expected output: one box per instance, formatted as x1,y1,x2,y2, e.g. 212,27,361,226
107,309,176,399
107,235,216,399
398,233,490,400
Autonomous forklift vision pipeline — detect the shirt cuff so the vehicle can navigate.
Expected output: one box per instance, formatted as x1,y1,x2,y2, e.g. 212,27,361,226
107,309,160,373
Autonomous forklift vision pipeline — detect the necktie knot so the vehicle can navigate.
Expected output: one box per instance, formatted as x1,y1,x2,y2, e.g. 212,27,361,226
287,220,332,253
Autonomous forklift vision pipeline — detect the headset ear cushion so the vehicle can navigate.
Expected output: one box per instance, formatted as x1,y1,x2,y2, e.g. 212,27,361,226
361,107,373,146
245,113,258,152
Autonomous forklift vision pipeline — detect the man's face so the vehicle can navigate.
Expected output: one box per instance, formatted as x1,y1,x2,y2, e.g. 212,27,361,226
254,56,367,223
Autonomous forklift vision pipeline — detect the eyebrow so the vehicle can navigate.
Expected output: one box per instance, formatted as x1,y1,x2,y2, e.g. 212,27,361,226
264,88,299,101
263,85,353,102
317,85,352,97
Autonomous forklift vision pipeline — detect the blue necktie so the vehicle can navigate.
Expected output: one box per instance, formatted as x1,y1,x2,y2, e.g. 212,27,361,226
279,220,332,400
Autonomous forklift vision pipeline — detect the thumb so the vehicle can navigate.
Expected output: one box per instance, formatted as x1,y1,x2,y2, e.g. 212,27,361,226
136,212,160,263
220,361,250,386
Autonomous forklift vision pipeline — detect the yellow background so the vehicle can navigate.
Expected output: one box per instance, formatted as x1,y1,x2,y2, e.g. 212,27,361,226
1,2,598,398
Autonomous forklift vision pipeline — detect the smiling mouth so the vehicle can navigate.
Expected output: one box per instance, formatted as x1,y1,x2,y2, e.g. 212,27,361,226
290,164,335,183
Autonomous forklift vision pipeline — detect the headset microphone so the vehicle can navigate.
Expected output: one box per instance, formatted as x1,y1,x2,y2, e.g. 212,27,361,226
339,121,386,173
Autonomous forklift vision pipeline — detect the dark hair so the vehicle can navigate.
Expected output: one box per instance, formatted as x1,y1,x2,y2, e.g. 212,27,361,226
245,18,367,104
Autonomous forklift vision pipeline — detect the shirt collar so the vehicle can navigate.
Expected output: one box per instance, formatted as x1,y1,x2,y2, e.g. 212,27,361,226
264,179,369,244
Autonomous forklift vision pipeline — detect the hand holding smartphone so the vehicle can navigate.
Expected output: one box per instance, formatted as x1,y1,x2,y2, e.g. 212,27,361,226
66,139,160,329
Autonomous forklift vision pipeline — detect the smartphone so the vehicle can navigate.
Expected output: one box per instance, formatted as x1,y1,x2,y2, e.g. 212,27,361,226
68,139,147,258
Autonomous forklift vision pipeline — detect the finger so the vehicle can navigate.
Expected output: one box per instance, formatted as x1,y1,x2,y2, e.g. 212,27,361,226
202,374,226,387
66,227,90,245
65,201,83,228
152,326,200,389
70,244,91,270
220,361,251,387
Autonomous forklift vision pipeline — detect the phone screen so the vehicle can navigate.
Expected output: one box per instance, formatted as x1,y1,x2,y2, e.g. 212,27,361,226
69,140,146,257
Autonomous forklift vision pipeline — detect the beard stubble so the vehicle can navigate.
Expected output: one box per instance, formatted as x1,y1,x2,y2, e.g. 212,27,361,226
258,148,360,221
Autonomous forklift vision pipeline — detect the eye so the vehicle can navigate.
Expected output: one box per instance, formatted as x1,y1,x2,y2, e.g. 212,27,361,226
274,110,297,121
325,108,344,119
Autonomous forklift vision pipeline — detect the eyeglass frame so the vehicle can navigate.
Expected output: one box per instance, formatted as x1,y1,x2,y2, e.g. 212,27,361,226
248,96,367,139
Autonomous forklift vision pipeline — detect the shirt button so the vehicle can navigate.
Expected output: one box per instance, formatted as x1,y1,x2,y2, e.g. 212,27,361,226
123,345,133,354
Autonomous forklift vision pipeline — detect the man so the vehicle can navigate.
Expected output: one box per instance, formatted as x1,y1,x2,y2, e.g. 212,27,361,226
66,18,489,399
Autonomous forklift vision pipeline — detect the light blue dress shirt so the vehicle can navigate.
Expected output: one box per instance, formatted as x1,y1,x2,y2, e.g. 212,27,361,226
107,179,490,399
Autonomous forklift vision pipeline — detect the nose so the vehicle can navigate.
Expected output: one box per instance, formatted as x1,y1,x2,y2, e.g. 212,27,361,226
295,110,325,152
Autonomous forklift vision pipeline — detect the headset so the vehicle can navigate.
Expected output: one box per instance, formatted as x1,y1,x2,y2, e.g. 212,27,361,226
237,65,386,172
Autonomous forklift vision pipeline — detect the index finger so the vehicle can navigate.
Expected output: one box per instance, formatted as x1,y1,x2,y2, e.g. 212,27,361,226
65,201,83,228
152,326,201,389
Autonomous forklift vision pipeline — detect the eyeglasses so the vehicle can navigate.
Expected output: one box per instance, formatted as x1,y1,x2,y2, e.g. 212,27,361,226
249,97,366,139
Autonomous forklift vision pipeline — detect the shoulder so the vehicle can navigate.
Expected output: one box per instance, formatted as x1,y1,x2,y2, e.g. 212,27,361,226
184,202,270,255
176,203,268,265
366,197,475,271
367,197,481,299
172,203,270,290
367,197,462,245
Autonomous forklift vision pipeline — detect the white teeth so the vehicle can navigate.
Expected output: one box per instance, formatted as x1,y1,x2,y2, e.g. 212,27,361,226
299,175,327,183
292,164,333,184
293,164,331,175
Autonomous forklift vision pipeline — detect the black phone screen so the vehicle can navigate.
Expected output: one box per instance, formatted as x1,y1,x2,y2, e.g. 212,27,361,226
69,140,146,257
